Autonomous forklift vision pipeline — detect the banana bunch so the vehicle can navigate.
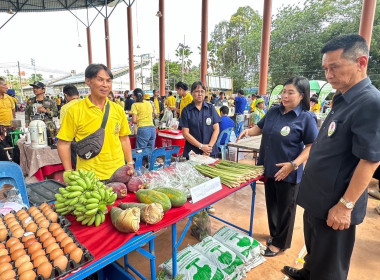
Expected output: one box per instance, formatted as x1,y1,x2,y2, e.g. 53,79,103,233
55,169,118,227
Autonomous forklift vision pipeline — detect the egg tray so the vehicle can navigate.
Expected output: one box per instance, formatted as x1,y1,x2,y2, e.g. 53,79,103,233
1,210,94,279
26,180,65,206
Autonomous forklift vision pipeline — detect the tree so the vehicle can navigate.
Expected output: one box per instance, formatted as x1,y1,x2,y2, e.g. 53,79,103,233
175,44,193,77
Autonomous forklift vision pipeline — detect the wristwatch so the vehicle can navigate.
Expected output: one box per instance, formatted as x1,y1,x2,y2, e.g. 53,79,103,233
126,161,135,165
339,197,355,209
199,144,203,150
290,161,298,170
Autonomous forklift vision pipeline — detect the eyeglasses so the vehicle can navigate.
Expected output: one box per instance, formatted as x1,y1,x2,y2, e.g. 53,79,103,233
193,90,205,95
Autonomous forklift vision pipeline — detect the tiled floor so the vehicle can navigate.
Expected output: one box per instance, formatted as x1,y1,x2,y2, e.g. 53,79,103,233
124,159,380,280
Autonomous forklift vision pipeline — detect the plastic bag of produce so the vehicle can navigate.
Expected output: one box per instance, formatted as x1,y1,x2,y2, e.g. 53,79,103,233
192,236,246,280
190,210,211,241
212,226,265,272
159,245,227,280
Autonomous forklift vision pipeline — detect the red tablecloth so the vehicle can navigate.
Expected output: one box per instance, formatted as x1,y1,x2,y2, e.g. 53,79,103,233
67,176,263,266
33,164,64,181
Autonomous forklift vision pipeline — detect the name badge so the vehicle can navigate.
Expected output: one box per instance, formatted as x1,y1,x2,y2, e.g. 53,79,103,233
280,126,290,136
328,121,336,136
206,117,212,125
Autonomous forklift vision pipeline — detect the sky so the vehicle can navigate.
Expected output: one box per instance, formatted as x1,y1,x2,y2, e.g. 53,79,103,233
0,0,301,79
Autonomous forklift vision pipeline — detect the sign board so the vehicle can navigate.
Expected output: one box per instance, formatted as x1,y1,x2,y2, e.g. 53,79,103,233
268,85,283,109
189,177,222,204
318,83,333,104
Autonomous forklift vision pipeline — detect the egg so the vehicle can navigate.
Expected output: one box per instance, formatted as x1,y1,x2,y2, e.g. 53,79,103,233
55,232,68,243
43,237,56,248
0,262,12,275
17,261,33,275
18,213,30,223
6,219,18,228
47,212,58,223
33,255,49,268
27,241,42,254
37,261,53,278
48,223,60,233
0,228,7,242
12,227,24,238
14,254,30,268
63,242,77,254
0,269,16,280
16,209,27,217
0,248,9,256
36,227,48,237
40,203,50,211
70,247,84,264
0,243,5,249
4,213,15,221
45,242,60,254
0,224,6,230
35,215,45,224
39,231,52,243
0,254,11,264
53,255,68,271
6,237,20,248
10,224,22,232
44,209,53,217
11,248,26,261
28,206,38,214
22,233,36,243
49,248,64,261
30,209,40,217
9,242,24,254
25,223,37,233
38,219,50,229
31,249,45,261
60,236,74,248
19,269,37,280
22,216,33,226
52,227,64,237
24,238,38,248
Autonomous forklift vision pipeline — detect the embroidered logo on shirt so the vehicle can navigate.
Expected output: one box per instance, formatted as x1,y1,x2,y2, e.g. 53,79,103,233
114,123,120,134
280,126,290,136
328,121,336,137
206,117,212,125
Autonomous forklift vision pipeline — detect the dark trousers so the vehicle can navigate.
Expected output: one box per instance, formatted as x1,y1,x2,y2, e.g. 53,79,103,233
302,211,355,280
264,178,299,249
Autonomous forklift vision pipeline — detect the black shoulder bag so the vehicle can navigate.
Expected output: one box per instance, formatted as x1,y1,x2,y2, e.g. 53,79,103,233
72,102,110,160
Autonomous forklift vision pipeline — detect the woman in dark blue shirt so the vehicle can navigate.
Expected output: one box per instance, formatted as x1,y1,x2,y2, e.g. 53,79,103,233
238,76,318,257
179,81,221,159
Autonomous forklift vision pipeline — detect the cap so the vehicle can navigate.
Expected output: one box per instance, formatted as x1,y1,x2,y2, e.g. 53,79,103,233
255,98,265,106
29,81,45,88
144,93,151,100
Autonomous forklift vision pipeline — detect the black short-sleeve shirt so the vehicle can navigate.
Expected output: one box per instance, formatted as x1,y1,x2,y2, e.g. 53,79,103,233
297,78,380,225
179,101,221,158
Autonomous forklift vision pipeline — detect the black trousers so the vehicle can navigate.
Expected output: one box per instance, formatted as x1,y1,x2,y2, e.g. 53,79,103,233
302,211,355,280
264,178,299,249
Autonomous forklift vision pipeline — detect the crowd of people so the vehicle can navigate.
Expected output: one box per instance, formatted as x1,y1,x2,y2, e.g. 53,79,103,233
0,34,380,280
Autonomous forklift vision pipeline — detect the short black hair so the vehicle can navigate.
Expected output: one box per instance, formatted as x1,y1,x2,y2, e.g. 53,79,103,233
310,96,318,103
219,91,225,96
168,91,173,96
175,81,188,91
283,76,310,111
85,64,113,79
63,84,79,97
191,81,206,92
220,105,229,115
133,88,144,102
237,89,244,95
321,34,369,62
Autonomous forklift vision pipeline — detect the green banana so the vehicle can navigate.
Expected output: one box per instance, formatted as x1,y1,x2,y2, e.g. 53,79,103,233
64,198,74,206
98,203,107,212
67,185,84,192
87,170,95,180
84,176,92,189
69,175,81,181
107,193,117,204
85,208,98,216
76,215,86,222
73,210,84,216
59,187,68,195
55,194,65,202
100,212,105,223
87,198,99,204
82,216,92,225
54,202,66,209
98,188,105,200
95,214,102,227
87,215,96,226
104,189,110,201
66,191,82,198
69,180,79,186
86,203,99,210
71,170,80,176
75,178,87,190
69,197,79,206
91,192,101,201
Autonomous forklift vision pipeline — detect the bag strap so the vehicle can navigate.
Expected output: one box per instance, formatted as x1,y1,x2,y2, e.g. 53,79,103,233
101,102,110,129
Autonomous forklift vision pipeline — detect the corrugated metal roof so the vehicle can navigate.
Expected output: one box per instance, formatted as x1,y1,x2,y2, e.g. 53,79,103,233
0,0,115,13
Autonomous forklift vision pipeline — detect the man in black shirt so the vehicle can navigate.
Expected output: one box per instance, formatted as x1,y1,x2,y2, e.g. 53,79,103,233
283,34,380,280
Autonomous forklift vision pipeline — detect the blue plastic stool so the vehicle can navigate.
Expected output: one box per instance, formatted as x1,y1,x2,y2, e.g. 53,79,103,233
149,146,180,171
132,147,151,173
216,127,233,160
0,161,30,207
235,121,245,138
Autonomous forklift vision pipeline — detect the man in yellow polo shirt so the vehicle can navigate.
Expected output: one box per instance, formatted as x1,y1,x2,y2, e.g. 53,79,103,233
0,78,15,126
169,81,193,116
57,64,134,181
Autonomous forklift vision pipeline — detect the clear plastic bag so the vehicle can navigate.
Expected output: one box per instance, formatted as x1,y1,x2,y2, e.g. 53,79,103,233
190,210,211,241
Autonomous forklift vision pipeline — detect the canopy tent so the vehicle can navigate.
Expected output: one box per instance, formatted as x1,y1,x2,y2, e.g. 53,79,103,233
309,80,327,95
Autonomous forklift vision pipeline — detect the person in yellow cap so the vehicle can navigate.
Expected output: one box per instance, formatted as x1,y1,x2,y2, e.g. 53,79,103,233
249,97,266,127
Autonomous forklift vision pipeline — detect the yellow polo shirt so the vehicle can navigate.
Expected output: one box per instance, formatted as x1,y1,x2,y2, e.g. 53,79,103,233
180,93,193,116
57,96,131,180
154,98,160,114
59,99,80,125
167,95,176,107
0,94,15,126
130,101,154,127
